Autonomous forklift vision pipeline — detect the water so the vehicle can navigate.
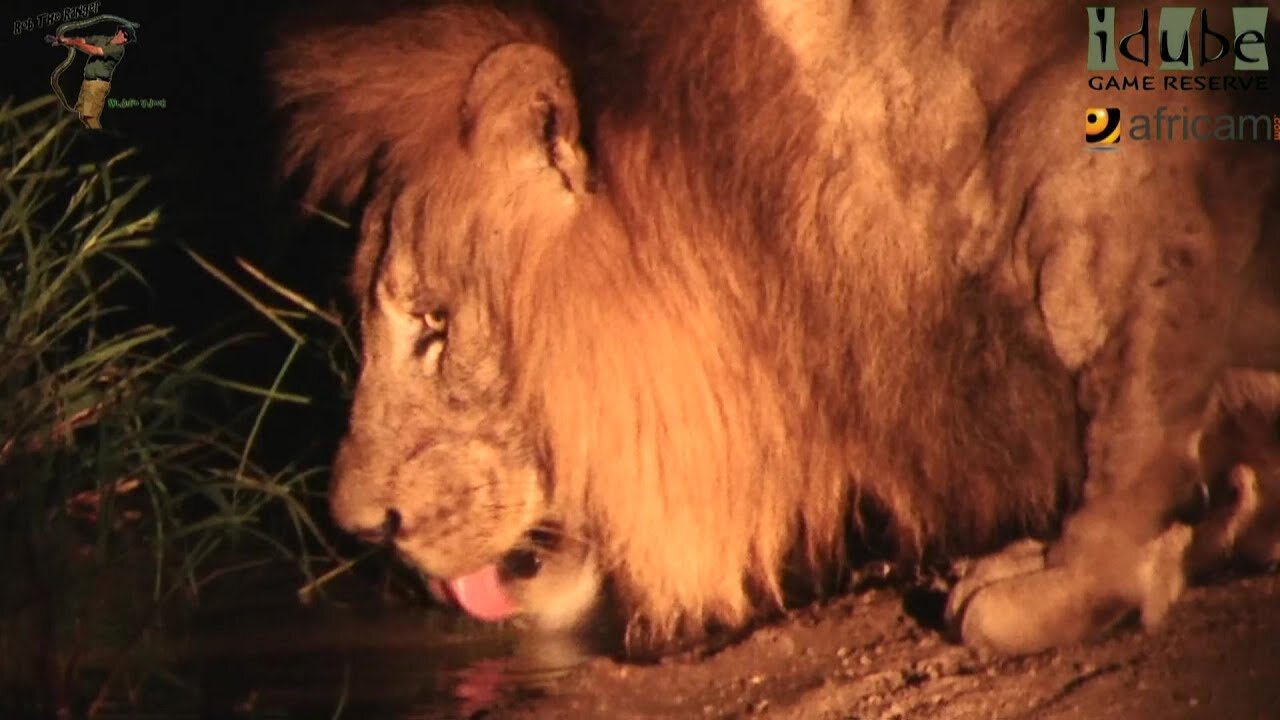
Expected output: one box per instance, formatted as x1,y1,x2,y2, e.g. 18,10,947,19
193,608,584,718
82,578,589,719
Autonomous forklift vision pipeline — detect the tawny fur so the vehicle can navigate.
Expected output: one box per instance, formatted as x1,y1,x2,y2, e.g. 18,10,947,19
270,1,1280,650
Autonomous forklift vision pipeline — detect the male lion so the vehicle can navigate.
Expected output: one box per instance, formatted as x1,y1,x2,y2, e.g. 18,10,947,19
270,1,1280,654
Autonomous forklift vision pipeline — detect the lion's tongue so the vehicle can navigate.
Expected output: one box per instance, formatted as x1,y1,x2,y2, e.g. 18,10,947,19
447,564,520,621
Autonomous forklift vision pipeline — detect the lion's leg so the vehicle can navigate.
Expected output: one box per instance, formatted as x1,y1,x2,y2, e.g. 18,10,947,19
950,464,1280,650
952,197,1238,653
955,398,1280,652
1228,207,1280,369
951,459,1206,654
957,320,1227,653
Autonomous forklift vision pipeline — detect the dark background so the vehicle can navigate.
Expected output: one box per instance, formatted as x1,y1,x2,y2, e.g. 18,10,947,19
1,0,373,466
3,0,325,327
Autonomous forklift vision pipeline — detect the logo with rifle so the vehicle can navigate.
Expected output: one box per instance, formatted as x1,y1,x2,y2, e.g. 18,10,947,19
45,13,141,130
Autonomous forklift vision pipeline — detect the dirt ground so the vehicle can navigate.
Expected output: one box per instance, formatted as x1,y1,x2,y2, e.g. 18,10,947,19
499,572,1280,720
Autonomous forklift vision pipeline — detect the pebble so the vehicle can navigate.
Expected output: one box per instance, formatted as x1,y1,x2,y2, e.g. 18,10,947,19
773,633,797,654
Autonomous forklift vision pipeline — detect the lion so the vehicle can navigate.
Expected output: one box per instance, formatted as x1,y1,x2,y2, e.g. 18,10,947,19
269,1,1280,655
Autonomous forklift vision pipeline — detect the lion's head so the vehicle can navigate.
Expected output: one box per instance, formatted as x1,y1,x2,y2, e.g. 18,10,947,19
277,12,608,628
271,5,862,643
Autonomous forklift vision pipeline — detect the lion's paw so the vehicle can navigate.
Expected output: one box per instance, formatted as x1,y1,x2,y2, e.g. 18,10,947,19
1135,523,1193,631
944,538,1047,634
946,526,1193,655
945,538,1098,655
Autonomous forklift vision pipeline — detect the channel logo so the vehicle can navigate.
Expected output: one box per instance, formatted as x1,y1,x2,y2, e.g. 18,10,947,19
1086,107,1123,149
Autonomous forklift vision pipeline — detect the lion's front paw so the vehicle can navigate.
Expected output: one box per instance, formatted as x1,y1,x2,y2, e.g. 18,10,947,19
945,538,1097,655
944,537,1047,635
946,527,1192,655
1134,523,1194,631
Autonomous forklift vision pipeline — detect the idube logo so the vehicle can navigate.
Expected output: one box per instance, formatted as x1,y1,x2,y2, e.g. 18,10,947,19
1086,6,1271,92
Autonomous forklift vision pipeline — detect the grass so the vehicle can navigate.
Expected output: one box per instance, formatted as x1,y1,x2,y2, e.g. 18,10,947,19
0,95,366,717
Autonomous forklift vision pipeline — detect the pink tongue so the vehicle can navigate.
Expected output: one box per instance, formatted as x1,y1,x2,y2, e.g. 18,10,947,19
447,564,520,621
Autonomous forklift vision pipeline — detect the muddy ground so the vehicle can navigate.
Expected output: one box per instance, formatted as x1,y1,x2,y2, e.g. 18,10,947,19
497,572,1280,720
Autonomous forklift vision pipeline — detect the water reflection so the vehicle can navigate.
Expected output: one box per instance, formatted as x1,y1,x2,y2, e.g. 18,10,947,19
189,606,589,719
447,634,583,719
449,631,585,719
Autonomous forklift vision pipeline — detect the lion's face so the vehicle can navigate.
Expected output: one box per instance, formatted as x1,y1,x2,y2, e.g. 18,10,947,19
331,270,538,574
330,230,602,624
323,38,604,627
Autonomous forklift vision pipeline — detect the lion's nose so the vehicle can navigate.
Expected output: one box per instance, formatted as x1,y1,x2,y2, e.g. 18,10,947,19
352,508,402,545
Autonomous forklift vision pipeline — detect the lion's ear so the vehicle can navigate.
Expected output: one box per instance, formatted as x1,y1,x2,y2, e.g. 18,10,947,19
269,7,548,206
462,43,589,193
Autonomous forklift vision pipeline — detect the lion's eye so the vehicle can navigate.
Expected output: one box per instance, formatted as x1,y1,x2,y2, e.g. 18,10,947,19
413,307,449,371
423,308,448,333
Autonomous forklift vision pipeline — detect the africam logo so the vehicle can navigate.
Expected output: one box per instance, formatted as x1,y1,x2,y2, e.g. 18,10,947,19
1086,106,1280,150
